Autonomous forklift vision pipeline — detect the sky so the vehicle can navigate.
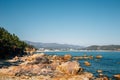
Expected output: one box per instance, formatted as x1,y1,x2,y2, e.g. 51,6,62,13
0,0,120,46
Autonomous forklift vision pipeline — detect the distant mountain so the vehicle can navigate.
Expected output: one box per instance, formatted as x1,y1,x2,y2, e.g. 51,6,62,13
25,41,83,49
82,45,120,51
25,41,120,51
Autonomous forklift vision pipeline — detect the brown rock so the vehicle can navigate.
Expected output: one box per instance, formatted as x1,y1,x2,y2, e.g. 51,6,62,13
84,61,91,66
56,61,80,75
114,74,120,80
30,64,41,74
6,63,55,77
50,60,61,70
97,70,103,73
52,55,58,60
63,54,72,61
20,75,30,79
103,77,109,80
52,74,93,80
95,77,109,80
21,53,49,64
96,55,102,59
13,56,19,61
82,72,93,79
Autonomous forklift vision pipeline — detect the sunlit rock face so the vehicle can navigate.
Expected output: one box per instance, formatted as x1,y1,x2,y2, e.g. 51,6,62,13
63,54,72,61
52,72,93,80
114,74,120,80
56,61,80,75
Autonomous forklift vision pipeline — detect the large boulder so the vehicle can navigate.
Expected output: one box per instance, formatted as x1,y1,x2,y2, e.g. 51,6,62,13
56,61,81,75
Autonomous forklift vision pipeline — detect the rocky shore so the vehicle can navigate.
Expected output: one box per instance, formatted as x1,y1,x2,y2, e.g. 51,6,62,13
0,53,117,80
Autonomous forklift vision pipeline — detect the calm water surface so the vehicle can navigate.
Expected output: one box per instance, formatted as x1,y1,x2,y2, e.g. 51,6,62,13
42,51,120,78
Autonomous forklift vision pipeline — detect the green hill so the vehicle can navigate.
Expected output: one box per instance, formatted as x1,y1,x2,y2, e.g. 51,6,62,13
0,27,32,59
83,45,120,51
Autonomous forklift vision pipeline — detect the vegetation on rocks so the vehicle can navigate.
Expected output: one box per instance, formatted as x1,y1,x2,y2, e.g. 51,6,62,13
0,27,35,59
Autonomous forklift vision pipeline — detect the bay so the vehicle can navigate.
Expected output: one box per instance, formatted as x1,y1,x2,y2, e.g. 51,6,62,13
43,51,120,78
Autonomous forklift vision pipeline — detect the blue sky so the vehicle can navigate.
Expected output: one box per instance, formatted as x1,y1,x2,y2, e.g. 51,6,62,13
0,0,120,46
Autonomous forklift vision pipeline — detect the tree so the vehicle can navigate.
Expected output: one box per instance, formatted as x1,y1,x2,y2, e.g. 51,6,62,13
0,27,34,59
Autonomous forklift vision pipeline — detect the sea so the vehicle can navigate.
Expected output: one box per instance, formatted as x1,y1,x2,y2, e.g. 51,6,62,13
40,51,120,79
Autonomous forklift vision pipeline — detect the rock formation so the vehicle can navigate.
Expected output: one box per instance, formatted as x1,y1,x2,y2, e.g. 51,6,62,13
0,53,95,80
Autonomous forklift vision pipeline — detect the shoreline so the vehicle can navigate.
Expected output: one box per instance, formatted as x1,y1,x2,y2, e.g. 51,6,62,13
0,53,119,80
35,50,120,53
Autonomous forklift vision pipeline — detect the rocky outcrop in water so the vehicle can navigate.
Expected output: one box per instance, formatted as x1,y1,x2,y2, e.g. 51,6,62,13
96,55,103,59
73,54,103,60
84,61,91,66
114,74,120,80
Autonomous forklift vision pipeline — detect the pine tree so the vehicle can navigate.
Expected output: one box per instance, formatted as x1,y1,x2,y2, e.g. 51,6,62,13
0,27,33,59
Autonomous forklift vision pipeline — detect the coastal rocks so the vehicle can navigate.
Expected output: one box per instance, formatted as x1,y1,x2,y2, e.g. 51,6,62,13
89,55,94,59
50,60,61,70
0,53,104,80
52,72,93,80
52,55,64,61
114,74,120,80
73,55,93,60
97,70,103,73
33,57,49,64
56,61,81,75
63,54,72,61
96,55,103,59
21,53,45,61
84,61,91,66
13,56,19,61
82,72,93,79
24,47,36,55
73,56,84,60
51,54,72,62
28,53,45,62
48,54,71,64
31,53,45,58
7,64,54,77
3,66,21,76
73,54,103,60
62,75,90,80
20,53,50,64
95,77,108,80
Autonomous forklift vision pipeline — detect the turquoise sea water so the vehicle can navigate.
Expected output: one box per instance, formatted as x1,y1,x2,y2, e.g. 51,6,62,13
43,51,120,78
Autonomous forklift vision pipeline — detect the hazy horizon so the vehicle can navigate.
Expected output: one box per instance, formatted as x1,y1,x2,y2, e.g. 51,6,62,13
0,0,120,46
25,40,120,47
